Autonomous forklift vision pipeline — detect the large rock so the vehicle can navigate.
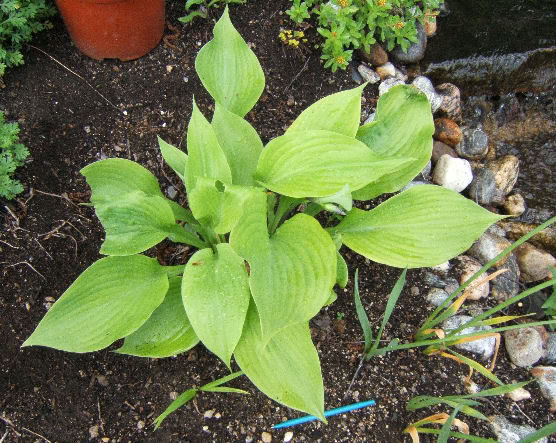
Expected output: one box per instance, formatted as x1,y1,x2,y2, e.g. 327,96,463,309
514,242,556,282
432,155,473,192
455,126,489,160
391,22,427,64
467,231,512,267
468,155,519,205
442,315,496,359
504,327,547,367
489,415,548,443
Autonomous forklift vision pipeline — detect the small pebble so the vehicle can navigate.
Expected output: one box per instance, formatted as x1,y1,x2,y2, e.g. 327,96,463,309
376,62,396,80
505,327,546,367
436,83,461,121
358,43,388,66
411,76,442,112
204,409,215,419
530,366,556,412
89,425,99,439
434,118,462,147
506,386,531,402
357,64,380,84
391,22,427,63
284,431,294,442
262,431,272,442
455,126,489,160
431,140,457,163
514,242,555,282
432,155,473,192
489,415,548,443
503,194,526,216
378,78,404,96
442,315,496,359
137,420,145,430
457,255,490,300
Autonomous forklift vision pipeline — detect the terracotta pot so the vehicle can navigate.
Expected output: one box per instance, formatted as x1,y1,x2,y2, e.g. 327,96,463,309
55,0,165,61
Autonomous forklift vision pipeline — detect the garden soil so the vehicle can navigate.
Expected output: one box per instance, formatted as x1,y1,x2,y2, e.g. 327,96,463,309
0,1,554,442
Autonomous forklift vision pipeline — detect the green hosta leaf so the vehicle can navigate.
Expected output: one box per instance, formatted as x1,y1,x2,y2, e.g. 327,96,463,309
353,85,434,200
234,303,325,421
335,185,505,268
96,191,194,255
115,277,199,358
23,256,168,352
255,130,410,198
287,84,365,137
182,244,250,368
232,203,336,340
158,136,187,182
211,104,263,186
310,184,353,215
186,102,232,194
195,6,265,117
188,178,255,234
336,251,348,288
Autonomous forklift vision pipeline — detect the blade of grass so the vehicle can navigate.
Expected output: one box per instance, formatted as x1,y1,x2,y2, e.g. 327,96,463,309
154,389,197,429
516,421,556,443
353,268,373,353
438,406,460,443
415,428,497,442
200,370,244,391
444,349,503,386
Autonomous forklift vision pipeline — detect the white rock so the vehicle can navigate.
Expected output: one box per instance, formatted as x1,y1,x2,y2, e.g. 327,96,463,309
204,409,215,418
505,386,531,402
284,431,294,442
504,327,546,367
357,64,380,84
514,242,556,282
363,112,376,125
378,78,405,96
432,154,473,192
411,76,443,112
442,315,496,359
457,255,490,300
262,431,272,443
530,366,556,412
426,287,449,307
431,260,451,274
376,62,396,80
489,415,548,443
394,67,408,82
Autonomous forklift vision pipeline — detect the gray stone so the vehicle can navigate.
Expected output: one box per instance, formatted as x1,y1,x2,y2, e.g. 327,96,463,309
491,254,520,301
546,333,556,363
419,161,431,178
515,242,556,282
455,127,489,160
432,155,473,192
363,112,376,125
505,327,546,367
378,78,404,96
442,315,496,359
468,168,497,205
426,287,449,307
489,415,548,443
423,271,458,289
401,179,432,192
530,366,556,411
411,76,443,112
467,232,512,267
431,140,457,163
357,64,380,84
391,22,427,64
166,185,177,199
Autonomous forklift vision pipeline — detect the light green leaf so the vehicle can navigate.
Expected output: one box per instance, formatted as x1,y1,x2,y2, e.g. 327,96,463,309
211,104,263,186
353,85,434,200
234,303,325,421
195,7,265,117
287,84,365,137
186,101,232,194
23,256,168,352
336,251,348,288
237,211,336,340
154,389,197,430
182,244,250,369
81,158,164,202
96,191,197,255
115,277,199,358
255,129,410,198
310,184,353,215
188,177,255,234
335,185,505,268
158,136,188,182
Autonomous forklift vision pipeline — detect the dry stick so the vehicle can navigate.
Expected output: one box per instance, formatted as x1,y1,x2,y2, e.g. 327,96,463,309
21,427,51,443
0,239,19,249
34,189,79,208
0,429,9,443
3,205,20,226
1,261,46,280
285,56,311,91
28,45,120,111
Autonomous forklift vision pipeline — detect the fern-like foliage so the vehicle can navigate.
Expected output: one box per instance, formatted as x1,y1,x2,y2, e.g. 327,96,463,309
0,111,29,199
0,0,56,77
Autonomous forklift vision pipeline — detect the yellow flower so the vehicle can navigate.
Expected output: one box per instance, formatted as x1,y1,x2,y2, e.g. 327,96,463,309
395,21,405,29
377,0,386,7
338,0,348,7
335,55,346,65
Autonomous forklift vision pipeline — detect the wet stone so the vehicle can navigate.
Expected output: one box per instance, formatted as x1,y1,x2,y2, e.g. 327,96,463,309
436,82,462,121
358,43,388,66
391,22,427,64
455,126,489,160
434,118,462,147
468,167,497,205
431,140,458,163
504,327,546,367
357,64,380,84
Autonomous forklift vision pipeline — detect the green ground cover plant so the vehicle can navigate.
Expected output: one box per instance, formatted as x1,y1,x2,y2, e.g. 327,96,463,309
287,0,443,71
23,7,503,424
179,0,246,24
0,111,29,199
0,0,56,77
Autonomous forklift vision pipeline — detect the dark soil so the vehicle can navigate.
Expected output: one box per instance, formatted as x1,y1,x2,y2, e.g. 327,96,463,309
0,2,554,442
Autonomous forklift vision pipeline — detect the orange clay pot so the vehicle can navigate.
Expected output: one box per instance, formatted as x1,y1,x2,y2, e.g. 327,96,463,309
55,0,165,61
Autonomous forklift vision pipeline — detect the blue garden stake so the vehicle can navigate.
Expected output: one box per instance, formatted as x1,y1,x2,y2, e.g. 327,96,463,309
272,400,376,429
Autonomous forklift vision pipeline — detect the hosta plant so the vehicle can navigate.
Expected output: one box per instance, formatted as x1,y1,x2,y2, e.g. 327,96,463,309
24,7,503,423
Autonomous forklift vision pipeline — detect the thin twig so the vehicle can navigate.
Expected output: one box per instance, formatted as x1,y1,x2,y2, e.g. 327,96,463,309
97,399,105,434
1,261,46,280
34,238,53,260
344,355,365,400
285,57,311,91
3,205,20,226
0,429,9,443
34,189,79,208
28,45,120,111
512,402,536,426
22,427,51,443
0,240,18,249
